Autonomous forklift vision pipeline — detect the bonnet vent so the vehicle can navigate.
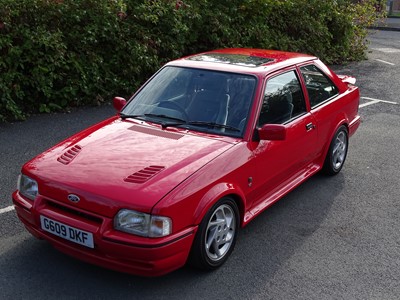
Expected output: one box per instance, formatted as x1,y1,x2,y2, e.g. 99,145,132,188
124,166,165,184
57,145,82,165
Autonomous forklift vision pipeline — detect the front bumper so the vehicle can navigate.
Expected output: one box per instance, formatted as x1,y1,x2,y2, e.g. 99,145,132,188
12,191,197,277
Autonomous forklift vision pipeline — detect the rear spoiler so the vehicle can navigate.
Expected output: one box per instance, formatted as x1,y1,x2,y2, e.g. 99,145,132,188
337,74,356,85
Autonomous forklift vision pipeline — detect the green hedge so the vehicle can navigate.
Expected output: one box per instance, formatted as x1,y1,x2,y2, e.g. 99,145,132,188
0,0,384,121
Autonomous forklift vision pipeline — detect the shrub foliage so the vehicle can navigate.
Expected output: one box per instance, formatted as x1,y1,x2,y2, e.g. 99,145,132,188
0,0,384,121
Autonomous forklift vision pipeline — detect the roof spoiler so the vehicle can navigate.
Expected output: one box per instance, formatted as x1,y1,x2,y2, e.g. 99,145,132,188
337,74,356,85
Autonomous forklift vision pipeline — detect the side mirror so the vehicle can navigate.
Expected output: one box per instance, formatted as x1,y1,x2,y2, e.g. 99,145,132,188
113,97,127,112
258,124,286,141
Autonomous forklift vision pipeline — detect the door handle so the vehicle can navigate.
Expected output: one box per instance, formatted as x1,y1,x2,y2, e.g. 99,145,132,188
306,123,315,131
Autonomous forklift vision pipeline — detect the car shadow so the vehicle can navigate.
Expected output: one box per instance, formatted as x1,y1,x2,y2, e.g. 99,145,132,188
0,173,344,299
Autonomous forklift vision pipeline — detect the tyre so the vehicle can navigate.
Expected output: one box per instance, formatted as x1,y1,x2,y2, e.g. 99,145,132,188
188,197,239,270
323,125,348,176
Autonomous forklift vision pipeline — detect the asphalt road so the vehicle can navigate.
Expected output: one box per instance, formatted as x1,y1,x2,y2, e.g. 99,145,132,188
1,30,399,299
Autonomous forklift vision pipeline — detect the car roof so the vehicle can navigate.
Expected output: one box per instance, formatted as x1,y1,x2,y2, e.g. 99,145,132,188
167,48,317,75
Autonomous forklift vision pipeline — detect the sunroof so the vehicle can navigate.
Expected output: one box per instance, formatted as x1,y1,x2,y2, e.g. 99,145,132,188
188,53,273,67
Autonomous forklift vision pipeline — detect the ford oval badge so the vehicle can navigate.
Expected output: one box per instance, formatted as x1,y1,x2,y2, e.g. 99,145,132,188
68,194,80,203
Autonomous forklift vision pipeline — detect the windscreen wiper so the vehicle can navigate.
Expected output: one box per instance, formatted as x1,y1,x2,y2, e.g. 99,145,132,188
120,113,146,120
121,113,187,129
120,113,185,122
143,114,186,123
187,121,240,132
142,114,187,129
120,114,240,132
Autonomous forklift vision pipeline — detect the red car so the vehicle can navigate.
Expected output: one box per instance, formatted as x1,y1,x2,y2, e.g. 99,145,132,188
13,49,360,276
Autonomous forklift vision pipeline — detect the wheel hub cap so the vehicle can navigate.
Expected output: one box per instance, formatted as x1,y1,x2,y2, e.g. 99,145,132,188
205,204,235,261
332,131,347,170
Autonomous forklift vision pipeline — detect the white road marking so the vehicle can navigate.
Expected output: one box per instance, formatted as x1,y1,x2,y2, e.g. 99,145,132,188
0,205,15,214
372,47,400,53
361,97,398,104
360,97,398,108
359,100,380,108
375,59,395,66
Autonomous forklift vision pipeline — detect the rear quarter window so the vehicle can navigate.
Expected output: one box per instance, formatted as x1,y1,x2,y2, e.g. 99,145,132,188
300,65,339,108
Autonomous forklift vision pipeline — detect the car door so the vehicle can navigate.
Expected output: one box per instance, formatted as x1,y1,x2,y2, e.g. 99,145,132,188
298,63,342,157
247,69,319,213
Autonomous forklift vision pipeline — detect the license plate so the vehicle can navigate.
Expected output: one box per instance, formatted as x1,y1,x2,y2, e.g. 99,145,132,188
40,215,94,248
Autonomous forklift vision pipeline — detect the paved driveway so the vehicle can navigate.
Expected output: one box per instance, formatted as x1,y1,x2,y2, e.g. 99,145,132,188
1,31,399,299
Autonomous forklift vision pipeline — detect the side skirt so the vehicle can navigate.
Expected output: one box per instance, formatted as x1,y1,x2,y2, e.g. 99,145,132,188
243,163,321,226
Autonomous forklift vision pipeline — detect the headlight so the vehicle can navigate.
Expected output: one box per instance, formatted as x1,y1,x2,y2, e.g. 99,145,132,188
114,209,172,238
18,174,39,201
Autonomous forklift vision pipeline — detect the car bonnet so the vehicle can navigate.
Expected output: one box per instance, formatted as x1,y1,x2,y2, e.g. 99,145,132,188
23,118,235,217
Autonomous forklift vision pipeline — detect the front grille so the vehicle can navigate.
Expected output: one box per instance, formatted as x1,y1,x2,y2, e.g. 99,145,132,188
46,200,103,224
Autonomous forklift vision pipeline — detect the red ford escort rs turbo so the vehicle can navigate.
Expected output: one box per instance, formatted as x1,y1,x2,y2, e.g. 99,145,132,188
13,48,360,276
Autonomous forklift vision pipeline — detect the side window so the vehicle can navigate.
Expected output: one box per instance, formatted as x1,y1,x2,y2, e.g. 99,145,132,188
300,64,339,108
258,71,306,126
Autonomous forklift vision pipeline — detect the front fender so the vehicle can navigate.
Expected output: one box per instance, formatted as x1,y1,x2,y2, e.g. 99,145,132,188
193,182,247,226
